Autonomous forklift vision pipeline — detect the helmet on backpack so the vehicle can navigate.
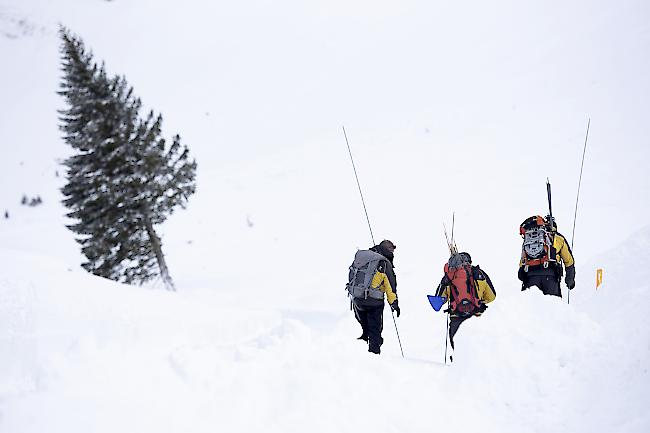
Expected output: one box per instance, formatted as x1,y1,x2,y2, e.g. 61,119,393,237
459,252,472,264
519,215,546,236
448,252,471,269
520,215,556,270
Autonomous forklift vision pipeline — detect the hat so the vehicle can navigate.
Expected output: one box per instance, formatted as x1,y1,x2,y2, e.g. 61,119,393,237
379,239,396,253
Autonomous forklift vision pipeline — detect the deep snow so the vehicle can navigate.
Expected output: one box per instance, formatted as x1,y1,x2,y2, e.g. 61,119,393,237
1,217,649,433
1,0,649,432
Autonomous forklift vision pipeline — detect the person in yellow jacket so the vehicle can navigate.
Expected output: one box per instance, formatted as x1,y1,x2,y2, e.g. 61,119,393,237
518,215,575,297
348,240,399,355
435,252,496,353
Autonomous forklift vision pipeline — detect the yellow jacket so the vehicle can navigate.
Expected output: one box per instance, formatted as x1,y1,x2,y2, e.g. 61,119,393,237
552,232,575,267
370,271,397,304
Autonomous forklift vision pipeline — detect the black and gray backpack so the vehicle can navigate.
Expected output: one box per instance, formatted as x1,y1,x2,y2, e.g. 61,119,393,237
346,250,387,300
519,215,555,270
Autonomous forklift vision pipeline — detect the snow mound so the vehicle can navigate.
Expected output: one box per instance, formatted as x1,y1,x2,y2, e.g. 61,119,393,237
1,237,649,433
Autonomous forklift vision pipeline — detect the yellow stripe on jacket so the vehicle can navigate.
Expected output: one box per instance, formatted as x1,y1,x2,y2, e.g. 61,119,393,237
553,233,575,267
371,271,397,304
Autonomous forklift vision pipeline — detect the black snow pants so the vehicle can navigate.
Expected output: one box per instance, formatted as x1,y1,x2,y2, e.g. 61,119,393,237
448,315,471,350
523,274,561,297
353,301,384,354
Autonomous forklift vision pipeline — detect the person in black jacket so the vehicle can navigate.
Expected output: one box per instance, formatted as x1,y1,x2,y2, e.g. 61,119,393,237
349,239,399,354
518,216,576,297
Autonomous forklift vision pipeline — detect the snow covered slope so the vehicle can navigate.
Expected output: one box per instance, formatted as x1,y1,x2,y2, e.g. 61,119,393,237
1,223,648,433
1,0,649,432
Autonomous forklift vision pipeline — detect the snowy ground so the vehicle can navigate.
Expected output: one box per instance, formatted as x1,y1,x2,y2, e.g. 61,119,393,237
1,218,649,433
1,0,649,432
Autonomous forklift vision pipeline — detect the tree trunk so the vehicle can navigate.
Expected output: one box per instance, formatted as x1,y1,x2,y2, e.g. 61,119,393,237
142,209,176,291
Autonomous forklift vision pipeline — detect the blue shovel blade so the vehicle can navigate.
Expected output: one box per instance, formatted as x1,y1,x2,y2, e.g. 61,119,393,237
427,295,446,312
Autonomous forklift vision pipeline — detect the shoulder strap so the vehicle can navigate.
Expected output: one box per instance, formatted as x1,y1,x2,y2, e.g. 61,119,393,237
473,265,496,295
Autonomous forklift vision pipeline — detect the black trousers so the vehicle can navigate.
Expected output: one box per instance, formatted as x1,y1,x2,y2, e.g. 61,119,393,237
448,315,471,350
523,274,561,297
353,302,384,354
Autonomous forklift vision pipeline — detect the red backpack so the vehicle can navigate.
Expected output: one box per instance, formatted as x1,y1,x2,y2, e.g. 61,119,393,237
444,254,480,316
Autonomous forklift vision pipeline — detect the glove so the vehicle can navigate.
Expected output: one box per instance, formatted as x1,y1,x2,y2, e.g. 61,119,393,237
390,300,400,317
478,302,488,313
565,265,576,290
517,267,526,282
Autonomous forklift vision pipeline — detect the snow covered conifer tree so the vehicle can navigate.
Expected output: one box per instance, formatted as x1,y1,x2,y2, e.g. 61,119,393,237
58,27,196,290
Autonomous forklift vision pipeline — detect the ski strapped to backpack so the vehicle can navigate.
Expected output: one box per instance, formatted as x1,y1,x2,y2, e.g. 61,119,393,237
346,250,389,300
444,253,480,316
519,215,558,272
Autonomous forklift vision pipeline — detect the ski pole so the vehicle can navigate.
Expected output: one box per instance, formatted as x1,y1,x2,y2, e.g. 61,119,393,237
342,126,404,358
451,212,455,247
343,126,375,245
568,118,591,305
444,309,450,365
390,308,405,358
